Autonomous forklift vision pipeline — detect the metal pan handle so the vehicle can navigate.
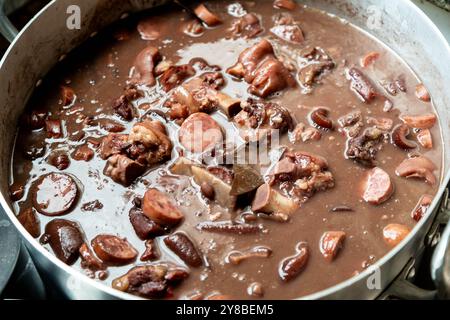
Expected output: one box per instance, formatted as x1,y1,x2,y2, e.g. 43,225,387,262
431,188,450,298
0,0,21,43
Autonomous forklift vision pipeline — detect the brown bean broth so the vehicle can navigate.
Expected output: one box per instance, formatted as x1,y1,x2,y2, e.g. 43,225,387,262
10,0,442,299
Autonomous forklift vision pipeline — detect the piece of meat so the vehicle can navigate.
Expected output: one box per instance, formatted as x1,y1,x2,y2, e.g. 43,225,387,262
159,64,196,92
72,144,94,162
178,112,223,153
383,223,410,247
112,263,189,298
415,83,430,102
92,234,138,265
362,167,394,205
17,208,41,238
270,24,304,44
128,120,173,165
137,18,161,40
43,219,84,265
347,67,377,102
61,86,75,106
32,173,79,216
129,205,166,240
112,87,142,121
400,113,437,129
229,13,263,39
79,243,106,272
417,129,433,149
45,119,63,138
391,124,417,150
320,231,346,260
103,154,146,186
23,110,47,130
182,19,204,37
191,166,237,209
310,108,333,130
130,46,162,86
194,4,222,26
227,39,296,97
273,0,297,10
234,99,294,142
346,127,384,166
395,155,436,185
142,188,184,226
252,183,299,214
99,134,129,160
48,151,71,170
269,151,334,200
164,233,203,267
297,47,335,88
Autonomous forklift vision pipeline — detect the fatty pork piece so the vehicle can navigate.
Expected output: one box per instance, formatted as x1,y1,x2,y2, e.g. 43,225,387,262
101,120,172,186
234,98,294,142
346,126,384,167
269,151,334,200
164,74,241,122
170,157,236,209
227,39,296,97
130,46,162,87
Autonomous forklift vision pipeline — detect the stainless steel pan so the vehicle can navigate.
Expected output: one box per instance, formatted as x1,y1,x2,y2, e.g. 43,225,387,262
0,0,449,299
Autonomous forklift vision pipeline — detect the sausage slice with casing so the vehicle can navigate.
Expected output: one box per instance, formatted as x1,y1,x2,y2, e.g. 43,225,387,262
32,173,79,216
142,188,184,226
362,167,394,205
92,234,138,265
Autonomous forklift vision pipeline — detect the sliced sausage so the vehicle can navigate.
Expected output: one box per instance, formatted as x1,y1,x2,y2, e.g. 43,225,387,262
179,112,223,153
44,219,84,265
395,156,436,185
400,113,436,129
362,167,394,205
273,0,297,10
142,188,184,226
383,223,410,247
320,231,346,261
417,129,433,149
91,234,138,265
164,232,203,267
17,208,41,238
32,173,79,216
193,4,222,27
137,18,161,40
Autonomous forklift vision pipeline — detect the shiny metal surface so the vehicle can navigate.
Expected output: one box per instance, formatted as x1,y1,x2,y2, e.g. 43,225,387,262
0,207,20,294
0,0,448,299
431,189,450,298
